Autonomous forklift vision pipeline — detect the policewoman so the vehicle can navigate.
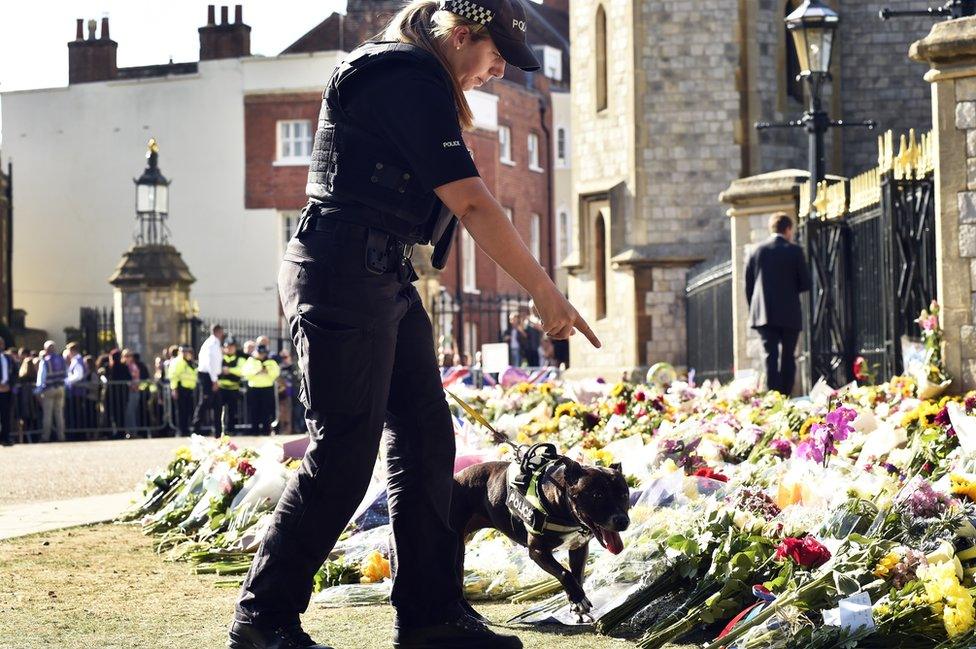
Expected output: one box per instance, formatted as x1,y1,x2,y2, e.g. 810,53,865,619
230,1,600,648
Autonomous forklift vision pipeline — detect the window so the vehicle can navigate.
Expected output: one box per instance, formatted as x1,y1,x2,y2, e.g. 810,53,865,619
462,229,478,293
280,211,300,252
530,213,541,261
557,210,572,262
595,4,608,112
594,212,607,320
276,120,313,164
556,127,568,167
785,1,804,103
499,125,514,164
528,133,542,172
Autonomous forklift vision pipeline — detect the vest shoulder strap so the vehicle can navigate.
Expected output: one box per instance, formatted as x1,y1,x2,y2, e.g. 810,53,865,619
325,41,451,123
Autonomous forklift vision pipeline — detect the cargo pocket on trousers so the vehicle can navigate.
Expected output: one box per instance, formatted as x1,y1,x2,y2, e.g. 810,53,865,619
295,315,373,414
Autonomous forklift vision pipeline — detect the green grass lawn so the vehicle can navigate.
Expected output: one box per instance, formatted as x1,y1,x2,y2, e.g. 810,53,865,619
0,524,662,649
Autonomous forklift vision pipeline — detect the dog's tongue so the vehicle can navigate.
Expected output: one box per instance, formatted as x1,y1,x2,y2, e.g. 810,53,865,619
598,529,624,555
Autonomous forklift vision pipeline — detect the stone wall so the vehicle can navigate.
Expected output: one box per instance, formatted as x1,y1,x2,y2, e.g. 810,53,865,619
907,18,976,391
838,0,933,176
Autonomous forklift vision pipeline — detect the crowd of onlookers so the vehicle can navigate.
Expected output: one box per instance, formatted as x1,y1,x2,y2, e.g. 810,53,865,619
0,328,307,446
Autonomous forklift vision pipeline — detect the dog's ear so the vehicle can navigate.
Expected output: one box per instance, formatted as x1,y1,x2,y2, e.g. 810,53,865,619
609,462,623,475
563,459,584,484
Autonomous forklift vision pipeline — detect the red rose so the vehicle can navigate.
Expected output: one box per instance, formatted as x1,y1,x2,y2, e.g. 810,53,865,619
634,390,647,402
614,401,627,416
692,467,729,482
238,460,256,478
774,536,831,569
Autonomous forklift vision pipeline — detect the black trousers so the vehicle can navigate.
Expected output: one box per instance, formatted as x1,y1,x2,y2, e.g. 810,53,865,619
192,372,221,435
220,389,241,435
756,325,801,396
176,386,194,436
247,387,275,435
0,391,11,444
236,242,459,629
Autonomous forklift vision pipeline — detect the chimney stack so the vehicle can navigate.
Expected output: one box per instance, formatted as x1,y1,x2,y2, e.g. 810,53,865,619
68,16,118,83
199,5,251,60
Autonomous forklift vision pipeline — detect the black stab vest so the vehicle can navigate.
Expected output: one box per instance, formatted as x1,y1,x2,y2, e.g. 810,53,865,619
306,42,460,267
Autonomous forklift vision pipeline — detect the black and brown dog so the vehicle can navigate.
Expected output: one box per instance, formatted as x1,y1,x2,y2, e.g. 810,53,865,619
451,451,631,618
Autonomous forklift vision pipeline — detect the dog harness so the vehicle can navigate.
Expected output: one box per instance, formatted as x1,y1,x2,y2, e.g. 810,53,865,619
505,444,590,544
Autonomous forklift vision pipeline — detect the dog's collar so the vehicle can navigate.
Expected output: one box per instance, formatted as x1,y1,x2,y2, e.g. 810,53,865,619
506,460,589,538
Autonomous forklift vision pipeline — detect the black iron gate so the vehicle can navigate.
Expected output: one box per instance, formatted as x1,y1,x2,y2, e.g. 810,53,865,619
801,171,937,386
78,306,117,354
685,258,734,383
431,289,531,364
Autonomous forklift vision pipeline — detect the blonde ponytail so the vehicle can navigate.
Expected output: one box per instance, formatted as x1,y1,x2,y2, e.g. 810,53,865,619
382,0,490,131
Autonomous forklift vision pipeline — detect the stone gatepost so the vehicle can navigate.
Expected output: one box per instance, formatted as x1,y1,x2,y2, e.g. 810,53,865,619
109,245,195,358
720,170,807,378
410,244,442,317
911,19,976,391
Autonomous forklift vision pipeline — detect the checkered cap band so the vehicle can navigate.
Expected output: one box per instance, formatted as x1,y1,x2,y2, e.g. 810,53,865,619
442,0,495,25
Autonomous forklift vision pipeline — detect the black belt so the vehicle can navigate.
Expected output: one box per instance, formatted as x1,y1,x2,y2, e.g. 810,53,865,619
298,211,414,275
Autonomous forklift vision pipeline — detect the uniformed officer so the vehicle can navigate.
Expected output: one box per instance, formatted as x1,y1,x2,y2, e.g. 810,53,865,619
167,344,198,437
241,344,280,435
218,339,245,436
231,1,600,648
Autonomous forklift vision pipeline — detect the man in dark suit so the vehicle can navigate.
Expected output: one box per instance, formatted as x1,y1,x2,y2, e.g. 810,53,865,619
0,337,17,446
745,213,812,395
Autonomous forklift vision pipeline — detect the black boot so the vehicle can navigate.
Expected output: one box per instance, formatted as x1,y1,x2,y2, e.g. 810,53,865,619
227,619,333,649
459,599,490,624
392,615,522,649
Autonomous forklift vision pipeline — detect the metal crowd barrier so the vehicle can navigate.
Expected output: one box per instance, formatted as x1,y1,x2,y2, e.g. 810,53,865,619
11,379,298,443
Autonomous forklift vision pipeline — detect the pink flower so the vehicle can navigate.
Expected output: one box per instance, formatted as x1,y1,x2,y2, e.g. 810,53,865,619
769,438,792,458
634,390,647,402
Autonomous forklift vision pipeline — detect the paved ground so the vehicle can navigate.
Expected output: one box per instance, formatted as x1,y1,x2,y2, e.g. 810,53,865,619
0,434,303,506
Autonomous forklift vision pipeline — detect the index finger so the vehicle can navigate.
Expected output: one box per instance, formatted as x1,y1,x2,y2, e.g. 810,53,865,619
574,313,601,349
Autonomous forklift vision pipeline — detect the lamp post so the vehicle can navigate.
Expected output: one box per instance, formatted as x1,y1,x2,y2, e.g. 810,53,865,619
757,0,875,214
134,138,171,246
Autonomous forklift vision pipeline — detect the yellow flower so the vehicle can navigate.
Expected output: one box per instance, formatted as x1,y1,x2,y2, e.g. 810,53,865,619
873,552,900,579
610,382,627,398
173,446,193,462
555,402,581,419
920,561,976,638
515,382,534,394
799,417,820,440
538,383,552,395
584,447,614,467
951,473,976,501
359,550,391,583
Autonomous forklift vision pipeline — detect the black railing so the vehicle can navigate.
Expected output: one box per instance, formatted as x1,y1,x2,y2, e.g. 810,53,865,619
77,306,117,354
685,259,734,383
431,290,533,364
194,316,291,354
801,171,938,386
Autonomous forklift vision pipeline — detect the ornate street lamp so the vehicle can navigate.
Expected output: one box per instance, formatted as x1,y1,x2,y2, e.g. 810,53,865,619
758,1,874,213
134,138,170,245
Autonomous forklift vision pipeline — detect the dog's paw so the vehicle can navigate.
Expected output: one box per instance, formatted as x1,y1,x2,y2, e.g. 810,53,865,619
570,595,593,620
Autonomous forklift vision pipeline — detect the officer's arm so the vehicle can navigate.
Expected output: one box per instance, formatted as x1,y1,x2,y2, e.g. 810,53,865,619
435,177,601,348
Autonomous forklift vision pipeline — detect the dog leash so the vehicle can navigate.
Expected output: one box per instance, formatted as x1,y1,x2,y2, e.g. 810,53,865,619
445,389,529,462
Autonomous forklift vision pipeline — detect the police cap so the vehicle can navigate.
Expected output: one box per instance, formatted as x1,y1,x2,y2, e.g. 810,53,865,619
440,0,540,72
